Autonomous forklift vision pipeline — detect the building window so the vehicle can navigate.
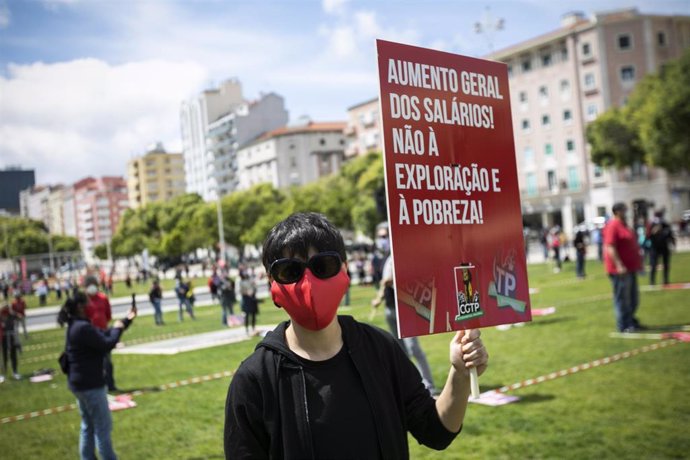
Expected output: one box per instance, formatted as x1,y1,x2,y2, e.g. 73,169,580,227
519,91,528,103
586,104,598,120
568,166,579,190
566,139,575,152
621,66,635,82
617,34,632,50
584,73,595,89
319,138,326,146
290,157,297,168
582,42,591,57
544,143,553,155
594,166,603,178
542,114,551,127
526,172,537,196
563,109,572,122
657,31,667,47
541,52,552,67
560,44,568,61
539,85,548,99
521,56,532,72
521,119,530,131
507,64,513,77
523,146,534,164
547,170,557,191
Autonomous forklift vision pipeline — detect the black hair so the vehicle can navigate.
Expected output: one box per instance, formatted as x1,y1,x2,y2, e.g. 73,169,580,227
57,292,88,327
262,212,346,270
612,202,627,214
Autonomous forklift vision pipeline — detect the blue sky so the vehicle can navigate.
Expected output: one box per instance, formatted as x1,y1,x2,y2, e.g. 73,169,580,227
1,0,689,185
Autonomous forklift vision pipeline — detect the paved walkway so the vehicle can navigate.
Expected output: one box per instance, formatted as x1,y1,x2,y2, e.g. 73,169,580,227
113,324,275,355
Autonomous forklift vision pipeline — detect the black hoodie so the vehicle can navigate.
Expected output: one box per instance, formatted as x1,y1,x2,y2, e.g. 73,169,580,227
224,315,459,459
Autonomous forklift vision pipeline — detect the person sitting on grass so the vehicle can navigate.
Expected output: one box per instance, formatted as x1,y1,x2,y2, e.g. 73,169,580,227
224,212,489,459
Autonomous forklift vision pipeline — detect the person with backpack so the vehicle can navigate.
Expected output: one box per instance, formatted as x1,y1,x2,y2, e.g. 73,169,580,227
148,279,164,326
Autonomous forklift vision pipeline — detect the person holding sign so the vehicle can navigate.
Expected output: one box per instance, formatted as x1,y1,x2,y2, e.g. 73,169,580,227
224,212,488,459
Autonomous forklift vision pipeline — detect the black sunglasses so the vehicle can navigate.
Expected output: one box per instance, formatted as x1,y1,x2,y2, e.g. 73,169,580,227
269,251,343,285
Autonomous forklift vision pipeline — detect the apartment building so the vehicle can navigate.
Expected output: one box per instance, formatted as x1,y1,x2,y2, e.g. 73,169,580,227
237,120,347,190
344,97,382,158
180,79,289,200
127,143,185,209
207,93,289,196
71,177,128,258
487,8,690,233
19,185,51,223
181,79,244,201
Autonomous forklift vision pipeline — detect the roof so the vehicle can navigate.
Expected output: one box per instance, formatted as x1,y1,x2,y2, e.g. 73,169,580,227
347,97,379,111
486,18,591,60
240,121,346,149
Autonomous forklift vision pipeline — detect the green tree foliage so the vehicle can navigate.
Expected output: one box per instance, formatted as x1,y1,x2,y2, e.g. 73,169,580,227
633,49,690,172
51,235,81,252
106,153,388,259
586,108,644,168
93,243,108,260
588,49,690,172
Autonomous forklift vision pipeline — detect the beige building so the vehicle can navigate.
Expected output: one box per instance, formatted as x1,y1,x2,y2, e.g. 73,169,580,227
344,98,382,158
127,143,185,209
488,8,690,233
237,120,346,190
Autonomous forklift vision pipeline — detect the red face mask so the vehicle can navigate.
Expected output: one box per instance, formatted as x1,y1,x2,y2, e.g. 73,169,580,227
270,268,350,331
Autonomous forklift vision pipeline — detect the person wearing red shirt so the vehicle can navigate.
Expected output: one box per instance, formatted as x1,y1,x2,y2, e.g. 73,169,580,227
11,293,28,339
84,276,117,391
603,203,644,332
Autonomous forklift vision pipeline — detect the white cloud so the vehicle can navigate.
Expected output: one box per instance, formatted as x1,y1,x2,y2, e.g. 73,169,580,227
0,59,207,185
322,0,350,15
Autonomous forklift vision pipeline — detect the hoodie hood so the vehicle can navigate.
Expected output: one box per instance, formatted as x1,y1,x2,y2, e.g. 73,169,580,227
256,316,362,365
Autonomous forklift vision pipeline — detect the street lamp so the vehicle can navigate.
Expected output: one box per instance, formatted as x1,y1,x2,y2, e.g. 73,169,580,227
216,196,226,266
474,6,505,52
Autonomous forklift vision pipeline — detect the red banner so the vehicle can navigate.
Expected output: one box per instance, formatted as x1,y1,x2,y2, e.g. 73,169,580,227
376,39,531,338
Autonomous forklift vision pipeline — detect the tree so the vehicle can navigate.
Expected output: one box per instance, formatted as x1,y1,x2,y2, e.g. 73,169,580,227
93,243,108,260
588,49,690,172
633,49,690,172
587,108,644,168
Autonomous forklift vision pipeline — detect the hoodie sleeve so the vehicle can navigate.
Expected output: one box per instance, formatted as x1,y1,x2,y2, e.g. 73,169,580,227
393,338,460,450
74,322,123,353
225,365,270,460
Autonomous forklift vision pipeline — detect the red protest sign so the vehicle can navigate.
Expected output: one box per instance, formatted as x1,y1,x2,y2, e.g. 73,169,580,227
376,39,531,338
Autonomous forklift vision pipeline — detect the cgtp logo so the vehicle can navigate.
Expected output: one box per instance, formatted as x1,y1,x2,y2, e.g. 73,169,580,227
453,263,483,322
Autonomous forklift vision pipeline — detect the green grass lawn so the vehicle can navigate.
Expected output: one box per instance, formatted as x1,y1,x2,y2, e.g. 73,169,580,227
1,254,689,459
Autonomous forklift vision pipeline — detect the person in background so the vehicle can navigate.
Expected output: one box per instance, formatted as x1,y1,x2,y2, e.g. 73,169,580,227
36,280,48,306
647,209,675,286
174,277,194,321
149,279,164,326
225,212,488,459
0,302,22,382
220,276,237,327
11,292,28,339
58,292,137,460
371,226,438,395
84,276,117,392
573,228,587,279
239,272,258,335
550,227,562,273
603,203,644,333
185,279,197,317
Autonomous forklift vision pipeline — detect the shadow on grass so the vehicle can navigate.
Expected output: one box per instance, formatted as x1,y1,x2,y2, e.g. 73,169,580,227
115,386,163,395
517,393,556,404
